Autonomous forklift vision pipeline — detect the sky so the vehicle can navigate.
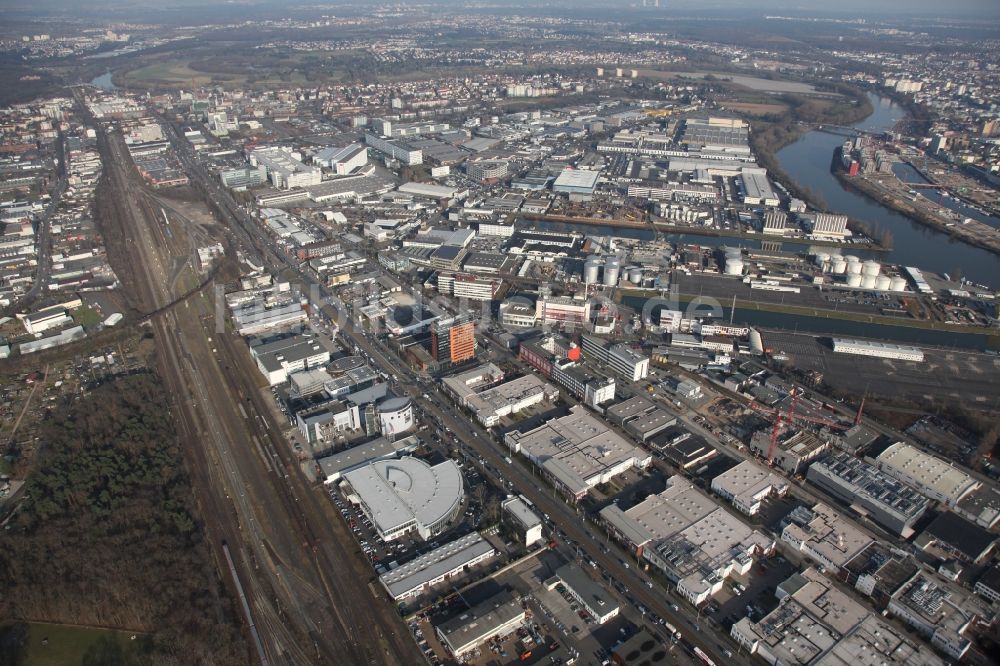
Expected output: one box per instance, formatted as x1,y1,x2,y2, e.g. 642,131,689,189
663,0,1000,16
2,0,1000,19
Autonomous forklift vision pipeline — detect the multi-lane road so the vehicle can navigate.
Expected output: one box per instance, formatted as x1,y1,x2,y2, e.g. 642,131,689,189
152,112,749,665
335,315,748,666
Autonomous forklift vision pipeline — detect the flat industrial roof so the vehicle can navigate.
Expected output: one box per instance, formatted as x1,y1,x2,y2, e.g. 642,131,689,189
502,496,542,530
782,503,874,568
876,442,978,505
342,457,463,536
712,459,789,503
507,405,649,496
553,169,599,190
600,476,716,547
436,591,525,652
832,337,923,356
379,532,495,599
552,564,618,617
318,435,417,482
467,374,557,415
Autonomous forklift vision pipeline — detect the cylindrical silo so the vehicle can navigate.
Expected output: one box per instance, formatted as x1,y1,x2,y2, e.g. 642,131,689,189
604,258,621,286
875,275,891,291
862,260,881,278
583,258,601,285
889,276,907,292
847,258,863,276
814,252,830,267
847,273,863,288
628,267,643,284
724,257,744,276
861,274,877,289
830,256,847,275
749,329,764,356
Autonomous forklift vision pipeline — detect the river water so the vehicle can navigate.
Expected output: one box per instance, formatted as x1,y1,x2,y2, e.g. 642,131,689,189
91,72,116,91
775,93,999,288
531,94,998,287
892,162,1000,232
532,93,998,348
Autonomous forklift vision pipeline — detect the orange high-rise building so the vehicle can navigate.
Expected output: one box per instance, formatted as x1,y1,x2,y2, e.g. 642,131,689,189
431,315,476,364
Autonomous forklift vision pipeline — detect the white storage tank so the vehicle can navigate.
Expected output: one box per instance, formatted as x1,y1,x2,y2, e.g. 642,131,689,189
830,256,847,274
861,274,878,289
847,273,863,288
628,267,643,284
723,248,744,276
875,275,892,291
889,276,907,292
813,252,831,267
861,260,881,278
604,258,621,286
583,258,601,285
846,258,863,275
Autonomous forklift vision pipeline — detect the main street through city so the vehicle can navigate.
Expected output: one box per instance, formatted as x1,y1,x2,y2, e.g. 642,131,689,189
2,135,66,316
159,114,756,665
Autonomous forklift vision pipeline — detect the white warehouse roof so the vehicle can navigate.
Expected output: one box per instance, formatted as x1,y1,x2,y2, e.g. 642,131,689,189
343,457,463,539
379,532,495,600
553,169,600,192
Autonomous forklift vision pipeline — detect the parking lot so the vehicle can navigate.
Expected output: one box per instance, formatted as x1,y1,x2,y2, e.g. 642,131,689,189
705,556,796,632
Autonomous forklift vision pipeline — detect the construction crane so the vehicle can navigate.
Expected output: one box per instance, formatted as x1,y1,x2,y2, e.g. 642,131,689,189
748,389,850,466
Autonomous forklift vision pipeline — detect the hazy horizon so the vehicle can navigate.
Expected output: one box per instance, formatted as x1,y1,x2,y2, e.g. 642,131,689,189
1,0,999,19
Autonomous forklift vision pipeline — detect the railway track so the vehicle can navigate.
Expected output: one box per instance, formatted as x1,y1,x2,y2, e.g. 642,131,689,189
90,106,421,665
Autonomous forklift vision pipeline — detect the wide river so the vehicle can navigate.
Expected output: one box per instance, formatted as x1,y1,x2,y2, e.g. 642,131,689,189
775,92,999,288
533,93,999,348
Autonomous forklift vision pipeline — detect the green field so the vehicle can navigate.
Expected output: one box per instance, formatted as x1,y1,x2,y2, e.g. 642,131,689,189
71,306,101,329
13,622,141,666
123,60,232,87
122,57,313,89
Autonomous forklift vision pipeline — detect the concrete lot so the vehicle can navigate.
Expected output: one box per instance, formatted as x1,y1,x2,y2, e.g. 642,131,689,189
763,330,1000,407
707,556,796,632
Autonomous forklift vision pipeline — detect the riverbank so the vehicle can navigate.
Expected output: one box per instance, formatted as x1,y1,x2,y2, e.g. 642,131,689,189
615,287,998,341
833,168,1000,257
750,87,874,211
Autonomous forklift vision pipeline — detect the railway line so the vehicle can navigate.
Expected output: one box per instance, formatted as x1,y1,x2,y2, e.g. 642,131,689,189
146,104,749,665
92,117,422,665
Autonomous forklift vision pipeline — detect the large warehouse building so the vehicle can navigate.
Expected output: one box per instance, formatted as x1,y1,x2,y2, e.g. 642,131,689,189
601,475,772,606
436,591,526,659
340,457,463,542
711,459,789,517
504,405,651,501
832,337,925,362
873,442,980,507
781,503,874,574
732,568,945,666
378,532,495,601
807,451,930,537
552,169,600,201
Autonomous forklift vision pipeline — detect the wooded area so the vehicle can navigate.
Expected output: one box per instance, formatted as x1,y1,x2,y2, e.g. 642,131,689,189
0,372,246,666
